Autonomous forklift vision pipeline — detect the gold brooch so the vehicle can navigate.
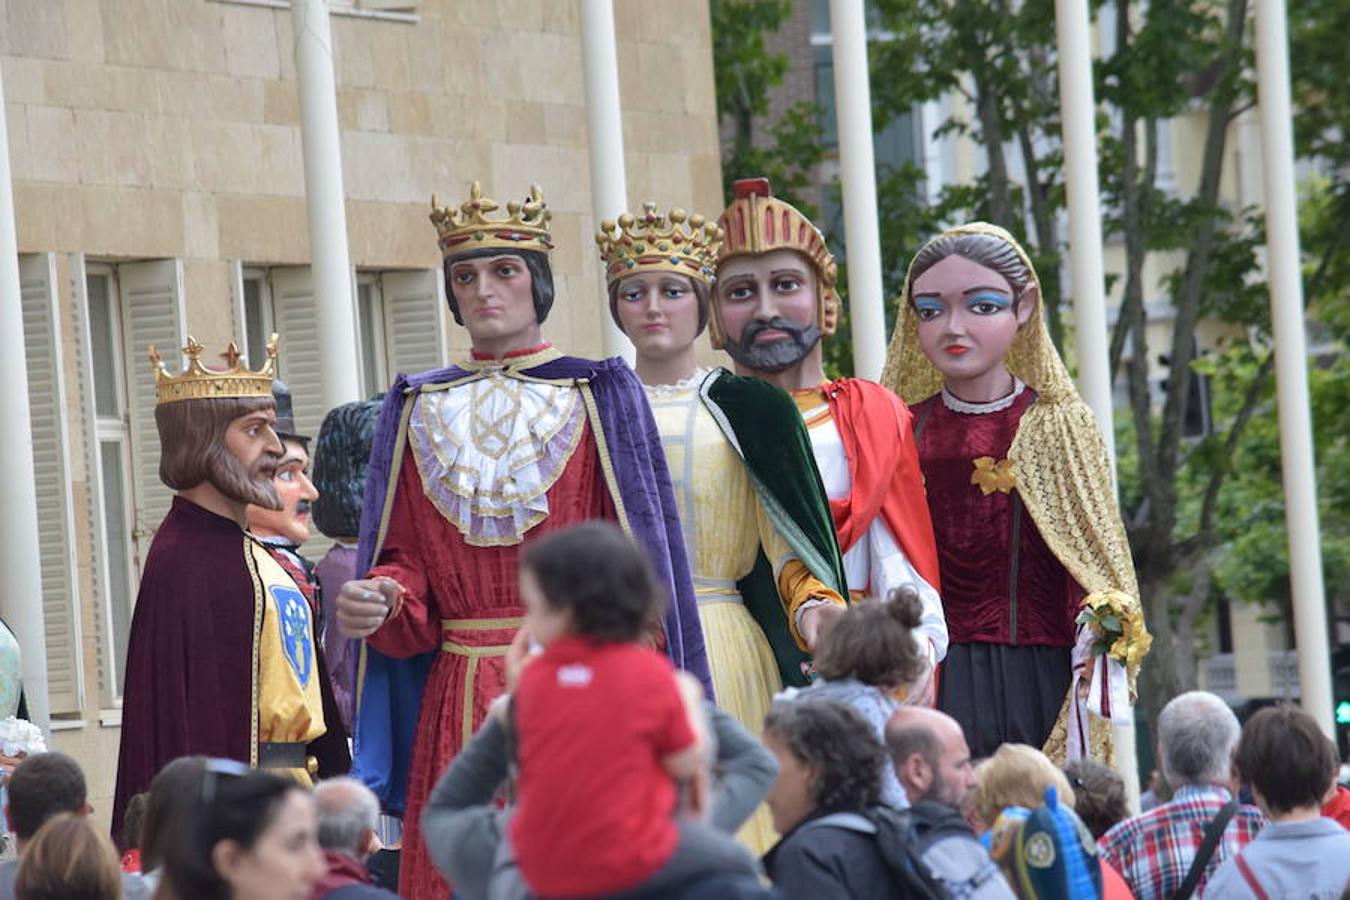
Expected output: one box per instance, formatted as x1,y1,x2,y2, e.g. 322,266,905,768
971,456,1016,495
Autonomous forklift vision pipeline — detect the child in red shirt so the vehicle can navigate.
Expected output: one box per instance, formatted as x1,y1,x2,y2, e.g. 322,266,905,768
508,522,704,898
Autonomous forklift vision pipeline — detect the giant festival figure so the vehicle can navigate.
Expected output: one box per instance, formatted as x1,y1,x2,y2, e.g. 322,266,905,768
880,223,1151,763
336,182,708,898
711,179,945,694
597,202,847,850
113,336,349,833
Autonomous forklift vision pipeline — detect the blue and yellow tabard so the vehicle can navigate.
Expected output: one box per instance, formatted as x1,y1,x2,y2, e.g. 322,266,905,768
247,539,326,783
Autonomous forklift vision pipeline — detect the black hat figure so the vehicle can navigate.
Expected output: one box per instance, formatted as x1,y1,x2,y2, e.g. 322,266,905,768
271,379,310,448
311,397,382,540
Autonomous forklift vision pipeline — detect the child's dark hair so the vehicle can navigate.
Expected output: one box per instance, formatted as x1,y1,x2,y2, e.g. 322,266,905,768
812,585,925,688
521,521,664,643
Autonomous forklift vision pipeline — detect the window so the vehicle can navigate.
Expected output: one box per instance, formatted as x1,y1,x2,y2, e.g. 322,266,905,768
84,267,141,703
207,0,419,20
239,266,446,423
242,269,274,369
356,274,389,397
76,258,186,704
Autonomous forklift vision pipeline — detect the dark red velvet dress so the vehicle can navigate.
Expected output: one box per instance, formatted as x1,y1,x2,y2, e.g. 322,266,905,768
913,387,1081,757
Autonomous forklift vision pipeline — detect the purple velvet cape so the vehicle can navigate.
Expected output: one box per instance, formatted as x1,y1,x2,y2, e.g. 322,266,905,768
352,354,709,815
112,498,350,838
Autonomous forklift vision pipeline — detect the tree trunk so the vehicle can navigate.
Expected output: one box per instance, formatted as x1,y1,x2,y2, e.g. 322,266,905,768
1016,122,1064,350
973,74,1015,227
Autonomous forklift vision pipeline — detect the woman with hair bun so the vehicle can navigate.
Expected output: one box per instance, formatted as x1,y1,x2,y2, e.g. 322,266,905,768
781,585,929,808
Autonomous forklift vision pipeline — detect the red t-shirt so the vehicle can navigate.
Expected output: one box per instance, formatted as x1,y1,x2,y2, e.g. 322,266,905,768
510,636,696,896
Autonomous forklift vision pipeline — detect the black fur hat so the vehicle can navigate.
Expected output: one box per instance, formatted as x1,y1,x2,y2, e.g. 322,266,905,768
310,397,382,540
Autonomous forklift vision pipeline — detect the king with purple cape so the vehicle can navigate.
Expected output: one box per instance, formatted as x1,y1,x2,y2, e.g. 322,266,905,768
336,183,708,900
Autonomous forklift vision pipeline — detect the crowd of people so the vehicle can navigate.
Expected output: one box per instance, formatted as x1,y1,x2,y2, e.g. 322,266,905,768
14,168,1324,900
2,525,1346,898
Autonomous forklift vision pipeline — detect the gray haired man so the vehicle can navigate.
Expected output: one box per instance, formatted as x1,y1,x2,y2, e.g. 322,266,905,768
1099,691,1266,899
311,778,399,900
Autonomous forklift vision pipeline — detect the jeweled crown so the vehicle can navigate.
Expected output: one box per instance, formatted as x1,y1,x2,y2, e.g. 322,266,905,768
595,202,723,286
429,181,553,257
149,334,278,405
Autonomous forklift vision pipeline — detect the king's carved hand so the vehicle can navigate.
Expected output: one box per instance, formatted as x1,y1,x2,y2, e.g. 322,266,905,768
336,578,400,639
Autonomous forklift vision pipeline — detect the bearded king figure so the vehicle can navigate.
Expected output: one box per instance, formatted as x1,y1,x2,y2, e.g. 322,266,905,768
712,178,946,697
113,336,349,835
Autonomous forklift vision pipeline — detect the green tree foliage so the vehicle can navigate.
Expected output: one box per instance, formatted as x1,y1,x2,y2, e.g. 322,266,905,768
710,0,827,217
710,0,1347,726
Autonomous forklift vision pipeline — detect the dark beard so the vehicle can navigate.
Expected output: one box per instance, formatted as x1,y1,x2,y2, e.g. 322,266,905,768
208,446,283,510
722,316,821,374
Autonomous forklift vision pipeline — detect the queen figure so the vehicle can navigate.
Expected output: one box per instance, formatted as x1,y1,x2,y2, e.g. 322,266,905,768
880,223,1151,764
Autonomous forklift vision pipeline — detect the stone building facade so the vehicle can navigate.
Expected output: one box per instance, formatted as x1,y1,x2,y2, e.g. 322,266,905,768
2,0,724,822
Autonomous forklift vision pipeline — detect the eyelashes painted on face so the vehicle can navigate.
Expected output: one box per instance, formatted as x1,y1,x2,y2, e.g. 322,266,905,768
620,282,691,303
913,292,1013,321
966,292,1012,314
914,298,946,321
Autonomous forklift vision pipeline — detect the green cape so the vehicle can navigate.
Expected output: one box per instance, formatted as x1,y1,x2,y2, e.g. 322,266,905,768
701,369,849,687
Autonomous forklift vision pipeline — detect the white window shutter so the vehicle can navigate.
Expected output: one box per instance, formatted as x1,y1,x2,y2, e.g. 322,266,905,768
19,254,85,715
381,270,446,381
269,267,324,441
119,260,187,558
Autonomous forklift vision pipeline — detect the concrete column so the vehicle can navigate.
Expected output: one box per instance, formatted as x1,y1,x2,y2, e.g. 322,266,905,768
1055,0,1117,463
828,0,887,381
579,0,634,362
1055,0,1137,805
1254,0,1334,737
291,0,361,409
0,60,52,731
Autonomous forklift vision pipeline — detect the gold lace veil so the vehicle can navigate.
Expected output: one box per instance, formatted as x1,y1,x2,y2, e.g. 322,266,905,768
879,222,1149,762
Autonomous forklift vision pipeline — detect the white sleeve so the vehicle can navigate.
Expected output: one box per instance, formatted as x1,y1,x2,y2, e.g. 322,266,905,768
866,517,948,662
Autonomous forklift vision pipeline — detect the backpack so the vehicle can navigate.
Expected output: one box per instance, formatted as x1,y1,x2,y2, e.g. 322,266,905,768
800,808,952,900
869,805,956,900
901,801,1012,899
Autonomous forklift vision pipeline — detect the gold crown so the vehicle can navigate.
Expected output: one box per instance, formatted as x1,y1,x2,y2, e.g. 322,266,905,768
712,178,840,349
149,334,278,405
429,181,553,257
595,202,723,286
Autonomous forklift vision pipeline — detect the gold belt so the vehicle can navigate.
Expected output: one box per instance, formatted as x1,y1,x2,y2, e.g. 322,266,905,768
440,617,523,744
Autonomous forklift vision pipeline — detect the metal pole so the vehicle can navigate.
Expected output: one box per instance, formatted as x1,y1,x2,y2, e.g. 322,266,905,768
0,60,52,731
579,0,634,363
1054,0,1137,805
828,0,887,381
291,0,361,409
1254,0,1334,737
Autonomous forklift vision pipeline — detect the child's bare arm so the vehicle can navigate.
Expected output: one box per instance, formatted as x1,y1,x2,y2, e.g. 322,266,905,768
662,671,709,780
662,744,704,780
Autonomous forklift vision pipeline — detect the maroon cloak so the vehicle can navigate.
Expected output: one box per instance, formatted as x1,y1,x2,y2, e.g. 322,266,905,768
111,497,349,836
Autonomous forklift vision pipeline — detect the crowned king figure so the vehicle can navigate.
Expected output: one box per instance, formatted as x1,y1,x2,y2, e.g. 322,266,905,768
336,182,708,898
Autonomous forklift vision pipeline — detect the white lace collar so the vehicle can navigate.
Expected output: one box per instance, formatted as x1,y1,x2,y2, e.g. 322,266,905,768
642,367,712,398
940,378,1026,415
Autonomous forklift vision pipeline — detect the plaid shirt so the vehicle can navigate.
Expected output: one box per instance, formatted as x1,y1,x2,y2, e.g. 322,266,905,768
1098,784,1265,900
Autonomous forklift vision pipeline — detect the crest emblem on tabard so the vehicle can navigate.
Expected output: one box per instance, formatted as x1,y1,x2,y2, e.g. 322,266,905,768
269,585,313,687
